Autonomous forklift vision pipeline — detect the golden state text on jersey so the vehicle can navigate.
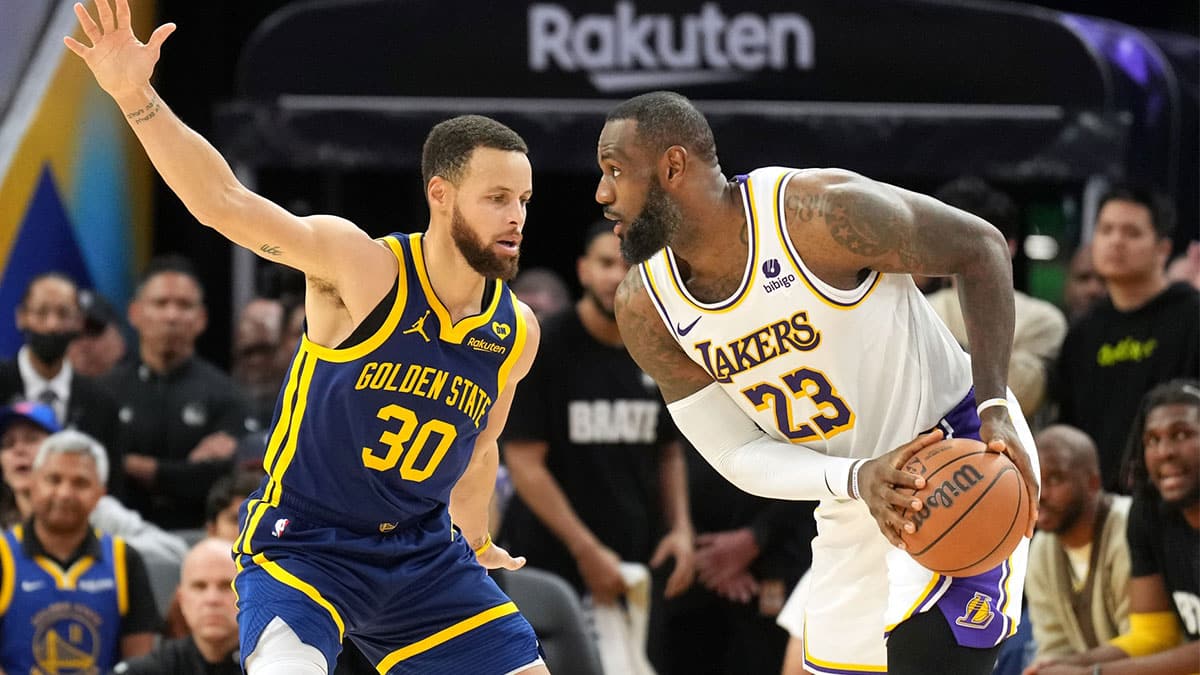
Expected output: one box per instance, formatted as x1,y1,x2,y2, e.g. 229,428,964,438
238,233,526,539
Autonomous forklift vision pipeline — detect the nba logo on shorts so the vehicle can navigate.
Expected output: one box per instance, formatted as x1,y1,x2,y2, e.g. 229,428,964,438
954,592,996,629
272,518,290,538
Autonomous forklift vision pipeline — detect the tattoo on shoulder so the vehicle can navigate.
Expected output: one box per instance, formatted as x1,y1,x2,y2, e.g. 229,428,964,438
787,188,907,261
260,243,283,256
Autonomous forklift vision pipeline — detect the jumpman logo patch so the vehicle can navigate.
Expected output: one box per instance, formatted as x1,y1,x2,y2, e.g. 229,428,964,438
403,310,432,343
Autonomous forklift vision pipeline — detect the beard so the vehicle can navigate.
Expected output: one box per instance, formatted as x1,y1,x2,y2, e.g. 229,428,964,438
619,179,683,264
1044,498,1086,536
451,204,519,281
584,286,616,320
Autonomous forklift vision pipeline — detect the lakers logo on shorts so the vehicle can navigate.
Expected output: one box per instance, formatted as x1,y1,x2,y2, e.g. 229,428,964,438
954,592,996,630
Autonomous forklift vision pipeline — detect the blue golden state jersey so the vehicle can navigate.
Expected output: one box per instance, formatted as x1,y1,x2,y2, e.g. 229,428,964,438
238,233,527,538
0,526,129,674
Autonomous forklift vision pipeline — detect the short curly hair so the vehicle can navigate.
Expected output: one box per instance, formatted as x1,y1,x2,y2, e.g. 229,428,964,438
421,115,528,188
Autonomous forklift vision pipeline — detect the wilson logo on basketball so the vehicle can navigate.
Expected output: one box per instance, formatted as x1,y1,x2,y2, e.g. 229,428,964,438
910,464,983,533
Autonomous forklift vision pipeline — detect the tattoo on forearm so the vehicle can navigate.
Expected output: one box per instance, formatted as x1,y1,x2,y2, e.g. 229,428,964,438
125,96,160,125
260,244,283,256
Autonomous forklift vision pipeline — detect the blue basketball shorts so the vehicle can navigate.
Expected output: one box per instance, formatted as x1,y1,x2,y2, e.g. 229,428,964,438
232,493,542,674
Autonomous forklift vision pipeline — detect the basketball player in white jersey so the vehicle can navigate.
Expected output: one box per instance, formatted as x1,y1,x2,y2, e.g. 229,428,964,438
597,92,1041,675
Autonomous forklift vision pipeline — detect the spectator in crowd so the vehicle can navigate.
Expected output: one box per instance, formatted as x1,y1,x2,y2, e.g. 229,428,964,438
1026,379,1200,674
1026,425,1132,662
680,451,815,675
501,223,694,668
0,429,160,673
100,256,256,529
69,288,129,378
231,298,286,424
205,470,261,541
510,267,572,320
1,273,124,495
0,403,187,566
1165,241,1200,291
924,177,1068,419
1056,185,1199,490
1062,243,1108,324
112,538,240,675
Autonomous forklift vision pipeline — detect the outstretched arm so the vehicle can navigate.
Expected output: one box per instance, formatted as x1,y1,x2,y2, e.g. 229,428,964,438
64,0,389,299
783,169,1038,535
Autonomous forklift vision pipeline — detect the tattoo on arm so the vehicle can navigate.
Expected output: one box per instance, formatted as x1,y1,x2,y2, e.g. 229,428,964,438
615,269,713,402
259,244,283,256
124,96,160,125
786,186,917,268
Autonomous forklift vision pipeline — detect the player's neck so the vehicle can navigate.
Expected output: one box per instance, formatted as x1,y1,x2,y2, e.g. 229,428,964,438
577,298,622,347
1105,271,1168,312
32,518,89,563
421,229,490,322
669,179,748,278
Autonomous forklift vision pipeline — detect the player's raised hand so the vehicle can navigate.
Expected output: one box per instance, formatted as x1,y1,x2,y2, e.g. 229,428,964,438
63,0,176,101
857,429,943,549
980,411,1040,538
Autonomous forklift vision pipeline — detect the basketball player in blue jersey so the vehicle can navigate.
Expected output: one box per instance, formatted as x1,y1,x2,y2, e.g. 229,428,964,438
66,2,550,673
596,91,1042,675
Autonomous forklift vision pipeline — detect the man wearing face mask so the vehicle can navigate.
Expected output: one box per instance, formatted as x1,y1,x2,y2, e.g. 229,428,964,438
0,273,125,497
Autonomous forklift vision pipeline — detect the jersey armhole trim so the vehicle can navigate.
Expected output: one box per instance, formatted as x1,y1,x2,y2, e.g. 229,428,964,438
302,236,409,362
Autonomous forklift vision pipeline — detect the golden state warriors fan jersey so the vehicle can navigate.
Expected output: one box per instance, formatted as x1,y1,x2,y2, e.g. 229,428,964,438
641,167,972,461
241,233,526,535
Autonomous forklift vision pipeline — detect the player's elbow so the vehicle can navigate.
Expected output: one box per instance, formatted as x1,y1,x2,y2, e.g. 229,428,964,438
190,183,251,233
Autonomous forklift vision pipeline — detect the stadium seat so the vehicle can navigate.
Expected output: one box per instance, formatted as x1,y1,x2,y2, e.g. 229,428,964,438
493,566,603,675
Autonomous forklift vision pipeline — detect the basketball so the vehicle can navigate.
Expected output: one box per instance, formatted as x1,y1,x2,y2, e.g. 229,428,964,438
898,437,1029,577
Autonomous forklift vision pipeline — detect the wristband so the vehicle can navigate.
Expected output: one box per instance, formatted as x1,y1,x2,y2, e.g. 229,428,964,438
850,459,866,500
473,534,493,556
975,398,1009,417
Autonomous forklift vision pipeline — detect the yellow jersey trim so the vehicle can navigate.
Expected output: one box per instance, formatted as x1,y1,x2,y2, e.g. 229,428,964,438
0,534,14,614
802,619,887,673
114,538,129,616
884,572,946,634
774,170,882,310
376,601,519,671
1000,557,1017,639
252,552,345,640
301,236,409,363
661,177,759,314
240,347,318,554
34,555,95,590
409,233,503,344
496,292,527,394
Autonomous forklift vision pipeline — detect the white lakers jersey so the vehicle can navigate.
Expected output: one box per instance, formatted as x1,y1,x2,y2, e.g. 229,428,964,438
640,166,973,461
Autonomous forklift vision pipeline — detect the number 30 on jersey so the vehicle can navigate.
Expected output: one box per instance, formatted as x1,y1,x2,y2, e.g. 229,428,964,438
361,404,457,481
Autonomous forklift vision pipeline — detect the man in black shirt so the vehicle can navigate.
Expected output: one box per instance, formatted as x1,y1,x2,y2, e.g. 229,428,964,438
501,223,694,661
112,537,240,675
1028,379,1200,674
101,257,255,529
1056,185,1200,490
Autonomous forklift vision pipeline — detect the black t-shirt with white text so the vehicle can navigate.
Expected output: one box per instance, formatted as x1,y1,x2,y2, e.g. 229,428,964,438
500,309,675,592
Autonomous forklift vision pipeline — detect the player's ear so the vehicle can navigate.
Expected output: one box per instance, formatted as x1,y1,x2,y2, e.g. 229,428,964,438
663,145,688,185
427,177,451,209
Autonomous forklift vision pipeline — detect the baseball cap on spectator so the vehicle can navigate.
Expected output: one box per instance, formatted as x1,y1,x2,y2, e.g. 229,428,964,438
78,289,118,336
0,402,61,436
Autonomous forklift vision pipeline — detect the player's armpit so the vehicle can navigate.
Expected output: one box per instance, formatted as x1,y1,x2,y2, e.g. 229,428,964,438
614,267,713,402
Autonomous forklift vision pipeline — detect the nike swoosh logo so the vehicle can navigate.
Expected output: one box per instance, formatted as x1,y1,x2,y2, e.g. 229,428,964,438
676,317,701,336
